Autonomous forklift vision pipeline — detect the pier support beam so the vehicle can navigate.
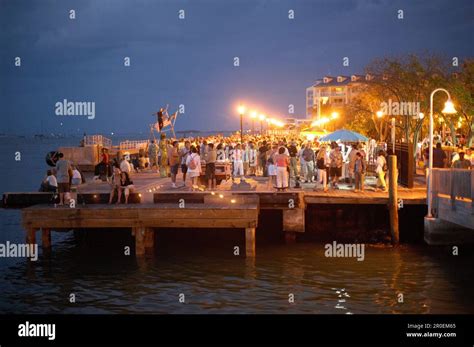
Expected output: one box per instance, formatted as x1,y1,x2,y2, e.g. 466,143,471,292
282,208,305,243
26,228,37,245
245,227,256,257
41,228,51,250
388,155,399,245
134,227,145,256
144,228,155,254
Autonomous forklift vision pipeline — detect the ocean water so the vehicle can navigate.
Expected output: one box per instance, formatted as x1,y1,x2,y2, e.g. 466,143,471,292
0,136,473,314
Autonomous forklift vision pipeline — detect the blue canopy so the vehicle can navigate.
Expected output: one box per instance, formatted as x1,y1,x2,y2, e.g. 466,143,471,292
319,129,368,142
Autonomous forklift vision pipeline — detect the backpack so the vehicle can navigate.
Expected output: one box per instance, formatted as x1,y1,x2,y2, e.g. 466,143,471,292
189,154,197,170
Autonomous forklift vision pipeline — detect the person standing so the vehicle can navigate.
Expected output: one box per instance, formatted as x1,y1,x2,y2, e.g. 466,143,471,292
315,146,329,192
302,143,315,183
233,144,244,179
266,144,278,189
433,142,447,168
248,142,257,176
179,140,191,185
353,152,366,192
55,152,72,205
206,143,217,189
169,141,180,188
148,140,159,172
329,144,343,189
186,146,202,191
288,140,299,180
347,143,359,187
275,147,290,191
375,150,387,192
452,151,472,169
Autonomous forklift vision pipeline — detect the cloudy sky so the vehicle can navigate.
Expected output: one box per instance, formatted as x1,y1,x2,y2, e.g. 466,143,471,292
0,0,473,135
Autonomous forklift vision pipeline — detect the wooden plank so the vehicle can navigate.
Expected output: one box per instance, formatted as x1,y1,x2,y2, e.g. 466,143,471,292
245,227,256,257
144,228,154,253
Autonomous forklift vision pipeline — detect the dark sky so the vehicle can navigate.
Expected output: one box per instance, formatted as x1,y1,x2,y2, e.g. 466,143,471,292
1,0,473,135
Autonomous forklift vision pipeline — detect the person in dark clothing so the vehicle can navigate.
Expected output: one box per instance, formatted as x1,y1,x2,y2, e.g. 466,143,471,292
433,142,447,168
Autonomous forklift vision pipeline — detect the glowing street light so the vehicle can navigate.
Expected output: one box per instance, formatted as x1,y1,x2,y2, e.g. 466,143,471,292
376,110,384,118
427,89,457,219
237,104,246,144
331,112,339,119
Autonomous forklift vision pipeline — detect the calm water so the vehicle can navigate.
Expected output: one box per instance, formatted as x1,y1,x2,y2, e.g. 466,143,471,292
0,136,473,314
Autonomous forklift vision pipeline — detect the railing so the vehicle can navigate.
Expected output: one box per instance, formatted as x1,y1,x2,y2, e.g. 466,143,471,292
119,140,149,151
431,168,473,218
84,135,112,148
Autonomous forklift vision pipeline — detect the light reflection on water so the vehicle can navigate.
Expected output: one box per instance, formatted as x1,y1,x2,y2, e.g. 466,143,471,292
0,209,473,314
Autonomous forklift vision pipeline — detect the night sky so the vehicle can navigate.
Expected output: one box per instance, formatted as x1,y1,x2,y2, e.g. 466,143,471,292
1,0,473,135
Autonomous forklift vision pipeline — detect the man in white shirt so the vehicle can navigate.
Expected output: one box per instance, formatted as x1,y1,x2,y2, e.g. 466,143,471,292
120,156,132,174
233,144,244,178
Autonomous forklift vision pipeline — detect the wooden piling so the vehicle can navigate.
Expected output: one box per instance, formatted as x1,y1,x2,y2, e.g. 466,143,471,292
144,228,155,253
388,155,399,245
41,228,51,250
134,227,145,256
245,227,256,257
26,228,36,245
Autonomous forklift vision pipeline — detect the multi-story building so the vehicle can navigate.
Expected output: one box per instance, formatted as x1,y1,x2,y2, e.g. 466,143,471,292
306,74,375,119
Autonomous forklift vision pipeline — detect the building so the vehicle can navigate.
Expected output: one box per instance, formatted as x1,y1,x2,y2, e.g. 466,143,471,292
306,74,375,119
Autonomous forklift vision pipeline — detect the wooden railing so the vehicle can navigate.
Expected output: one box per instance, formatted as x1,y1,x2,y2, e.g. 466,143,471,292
431,168,473,218
84,135,112,148
119,140,149,151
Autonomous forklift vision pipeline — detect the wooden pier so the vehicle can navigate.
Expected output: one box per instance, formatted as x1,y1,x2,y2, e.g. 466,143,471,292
1,170,430,258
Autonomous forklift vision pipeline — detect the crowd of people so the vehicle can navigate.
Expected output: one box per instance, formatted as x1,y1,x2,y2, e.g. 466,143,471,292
42,132,473,205
106,133,390,193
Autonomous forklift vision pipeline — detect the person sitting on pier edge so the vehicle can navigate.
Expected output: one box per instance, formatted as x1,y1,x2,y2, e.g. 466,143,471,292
375,150,388,192
118,171,134,204
108,163,122,204
186,145,201,191
206,143,217,189
55,152,72,205
169,141,180,189
275,146,289,191
39,169,58,192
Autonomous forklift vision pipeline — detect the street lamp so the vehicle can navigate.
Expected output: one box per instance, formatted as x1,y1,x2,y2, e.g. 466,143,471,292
238,105,246,145
427,89,457,218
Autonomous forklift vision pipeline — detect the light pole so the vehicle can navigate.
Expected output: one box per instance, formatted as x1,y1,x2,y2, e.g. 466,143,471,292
238,105,246,145
376,110,385,142
427,88,456,218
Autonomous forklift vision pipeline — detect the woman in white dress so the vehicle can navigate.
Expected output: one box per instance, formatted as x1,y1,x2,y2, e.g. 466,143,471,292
186,145,202,191
266,144,278,190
